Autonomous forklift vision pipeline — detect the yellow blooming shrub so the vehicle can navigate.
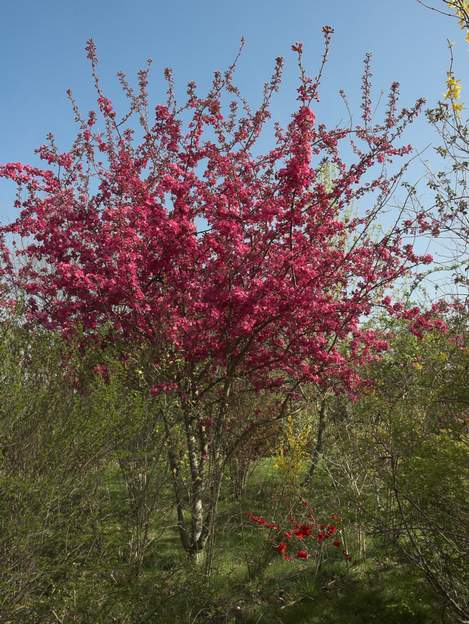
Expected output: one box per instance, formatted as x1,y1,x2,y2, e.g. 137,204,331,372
443,1,469,114
274,414,313,484
448,0,469,32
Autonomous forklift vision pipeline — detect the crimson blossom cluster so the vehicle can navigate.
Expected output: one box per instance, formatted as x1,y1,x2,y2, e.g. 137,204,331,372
246,500,351,562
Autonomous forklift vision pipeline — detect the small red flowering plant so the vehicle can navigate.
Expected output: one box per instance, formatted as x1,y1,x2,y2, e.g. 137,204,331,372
246,498,352,563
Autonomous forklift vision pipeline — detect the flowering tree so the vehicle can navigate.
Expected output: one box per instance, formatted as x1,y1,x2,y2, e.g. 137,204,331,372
0,29,437,568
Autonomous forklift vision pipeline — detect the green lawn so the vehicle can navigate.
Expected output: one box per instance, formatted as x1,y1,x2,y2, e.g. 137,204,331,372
91,458,442,624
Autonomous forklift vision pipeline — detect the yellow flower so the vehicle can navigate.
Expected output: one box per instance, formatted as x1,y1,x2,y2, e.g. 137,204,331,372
445,74,462,101
448,1,469,30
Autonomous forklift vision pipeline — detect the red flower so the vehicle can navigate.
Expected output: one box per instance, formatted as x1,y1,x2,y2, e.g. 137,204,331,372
93,363,109,382
296,549,309,559
325,524,337,537
246,513,267,526
276,542,288,555
294,523,313,540
333,539,341,548
246,512,278,530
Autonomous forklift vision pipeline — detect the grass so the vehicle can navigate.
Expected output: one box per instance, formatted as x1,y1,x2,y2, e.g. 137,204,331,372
86,458,443,623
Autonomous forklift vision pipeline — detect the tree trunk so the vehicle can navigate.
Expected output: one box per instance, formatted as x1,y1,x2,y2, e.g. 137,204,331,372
163,413,191,553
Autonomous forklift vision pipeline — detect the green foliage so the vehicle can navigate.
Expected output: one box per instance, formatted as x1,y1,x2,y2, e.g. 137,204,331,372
0,314,467,622
0,321,172,622
312,317,469,622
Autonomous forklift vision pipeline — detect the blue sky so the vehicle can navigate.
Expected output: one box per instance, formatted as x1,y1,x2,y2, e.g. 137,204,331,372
1,0,467,229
